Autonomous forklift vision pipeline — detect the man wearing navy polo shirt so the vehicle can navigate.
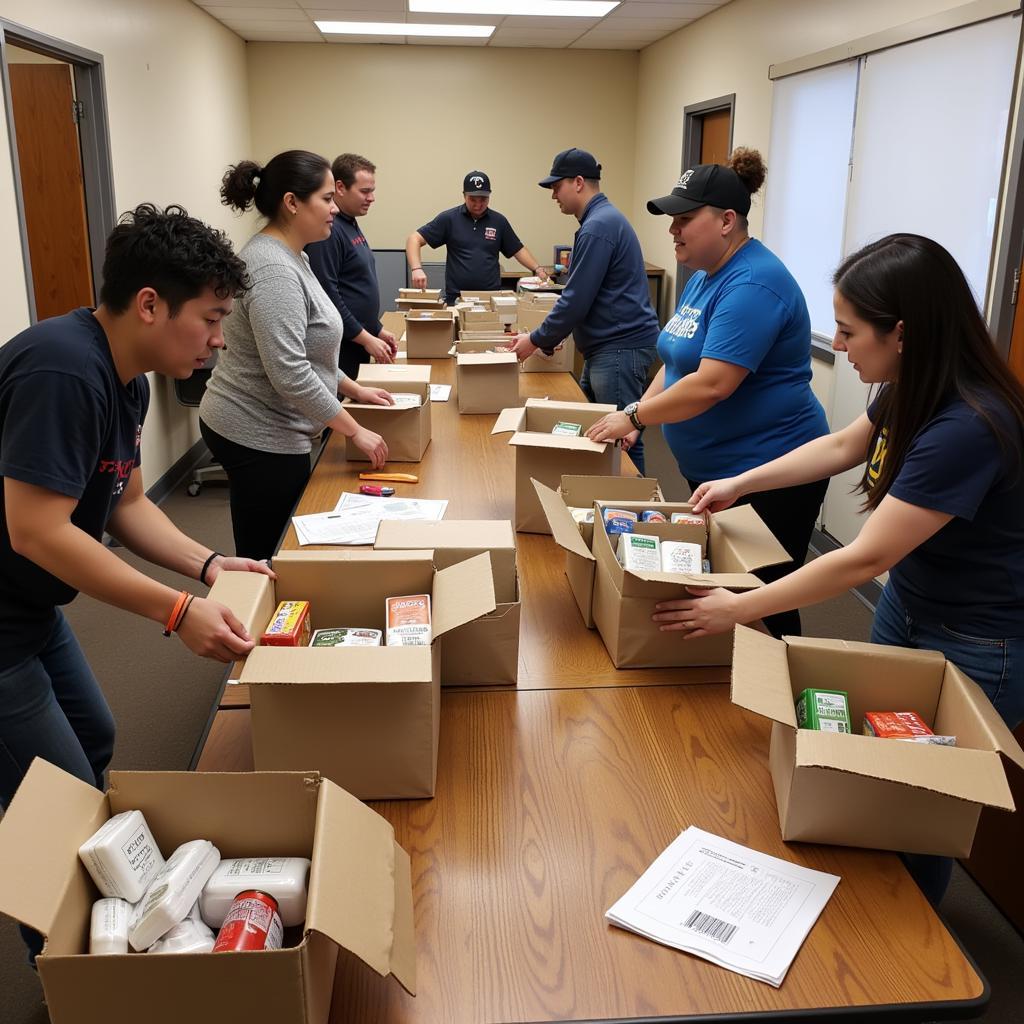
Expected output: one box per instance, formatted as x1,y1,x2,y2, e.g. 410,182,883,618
406,170,547,304
508,148,659,474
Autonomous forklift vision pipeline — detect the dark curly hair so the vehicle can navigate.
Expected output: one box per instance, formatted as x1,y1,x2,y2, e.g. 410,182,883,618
99,204,249,316
220,150,331,219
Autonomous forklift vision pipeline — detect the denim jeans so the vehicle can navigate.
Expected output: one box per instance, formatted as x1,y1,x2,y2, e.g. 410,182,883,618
870,581,1024,906
0,609,115,962
579,346,658,476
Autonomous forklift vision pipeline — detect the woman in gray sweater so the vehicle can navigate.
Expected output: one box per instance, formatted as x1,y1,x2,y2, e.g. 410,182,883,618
200,150,392,560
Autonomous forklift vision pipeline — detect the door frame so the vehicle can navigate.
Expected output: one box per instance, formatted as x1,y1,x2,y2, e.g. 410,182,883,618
681,94,735,174
0,18,116,323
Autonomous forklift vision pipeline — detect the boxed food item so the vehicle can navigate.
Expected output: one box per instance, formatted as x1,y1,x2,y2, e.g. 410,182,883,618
89,898,130,955
552,421,582,436
310,627,382,647
0,762,415,1024
348,364,432,462
617,533,660,572
795,688,852,734
211,550,495,799
730,626,1024,856
455,351,520,415
661,540,702,575
864,710,956,745
491,399,621,534
386,594,432,646
604,508,637,534
261,600,312,647
389,392,423,409
404,309,456,357
78,808,165,903
200,856,311,928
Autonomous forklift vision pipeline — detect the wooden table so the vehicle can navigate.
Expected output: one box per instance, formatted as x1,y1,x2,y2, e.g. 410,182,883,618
196,353,987,1022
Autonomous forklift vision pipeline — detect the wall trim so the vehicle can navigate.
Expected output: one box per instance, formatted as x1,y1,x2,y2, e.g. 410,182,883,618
809,527,881,614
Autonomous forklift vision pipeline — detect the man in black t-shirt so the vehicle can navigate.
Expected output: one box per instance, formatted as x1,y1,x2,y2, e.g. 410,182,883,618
0,206,273,877
405,170,549,304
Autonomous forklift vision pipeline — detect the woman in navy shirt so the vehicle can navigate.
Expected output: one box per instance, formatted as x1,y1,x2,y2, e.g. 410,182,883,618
659,234,1024,734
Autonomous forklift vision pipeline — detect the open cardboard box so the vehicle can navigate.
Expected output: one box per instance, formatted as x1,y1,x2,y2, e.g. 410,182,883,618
516,298,574,373
583,497,787,667
346,364,432,462
731,626,1024,856
399,287,441,300
459,289,516,301
210,551,495,798
533,475,664,628
404,310,455,358
456,352,520,414
0,760,415,1024
492,399,619,534
375,519,520,686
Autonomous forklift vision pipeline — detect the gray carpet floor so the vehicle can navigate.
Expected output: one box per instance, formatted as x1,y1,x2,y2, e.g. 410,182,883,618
2,428,1022,1023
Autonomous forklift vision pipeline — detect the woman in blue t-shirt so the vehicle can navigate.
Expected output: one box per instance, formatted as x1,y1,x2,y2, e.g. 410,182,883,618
587,148,829,638
656,234,1024,734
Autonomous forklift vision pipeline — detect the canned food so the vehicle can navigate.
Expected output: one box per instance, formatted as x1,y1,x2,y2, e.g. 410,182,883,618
640,510,667,523
212,890,283,953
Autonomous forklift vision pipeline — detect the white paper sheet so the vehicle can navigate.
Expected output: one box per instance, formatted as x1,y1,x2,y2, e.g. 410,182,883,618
606,827,839,987
429,384,452,402
292,493,448,546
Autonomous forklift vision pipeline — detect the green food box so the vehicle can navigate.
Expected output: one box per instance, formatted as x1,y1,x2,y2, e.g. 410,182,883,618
795,688,852,733
310,627,382,647
551,421,582,436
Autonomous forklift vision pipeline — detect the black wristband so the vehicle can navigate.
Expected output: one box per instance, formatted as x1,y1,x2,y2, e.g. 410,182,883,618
199,551,223,585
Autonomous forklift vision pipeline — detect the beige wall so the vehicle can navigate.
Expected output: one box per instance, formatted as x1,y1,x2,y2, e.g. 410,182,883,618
245,42,640,269
0,0,251,484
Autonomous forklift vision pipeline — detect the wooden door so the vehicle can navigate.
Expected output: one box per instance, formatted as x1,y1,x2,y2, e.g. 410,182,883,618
699,108,732,164
9,62,94,319
1009,252,1024,388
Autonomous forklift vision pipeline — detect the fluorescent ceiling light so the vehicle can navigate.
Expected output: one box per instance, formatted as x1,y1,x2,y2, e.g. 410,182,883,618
410,1,619,15
315,20,495,38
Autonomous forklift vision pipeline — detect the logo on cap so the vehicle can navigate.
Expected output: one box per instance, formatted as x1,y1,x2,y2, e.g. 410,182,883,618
470,175,485,189
676,170,694,191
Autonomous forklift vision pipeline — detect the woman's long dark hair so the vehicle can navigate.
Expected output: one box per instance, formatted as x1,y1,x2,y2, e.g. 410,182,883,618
834,233,1024,510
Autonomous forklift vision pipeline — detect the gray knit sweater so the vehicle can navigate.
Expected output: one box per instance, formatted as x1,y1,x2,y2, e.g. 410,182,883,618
199,233,344,454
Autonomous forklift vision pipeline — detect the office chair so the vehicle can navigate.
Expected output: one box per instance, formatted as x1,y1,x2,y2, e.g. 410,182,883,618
173,353,228,496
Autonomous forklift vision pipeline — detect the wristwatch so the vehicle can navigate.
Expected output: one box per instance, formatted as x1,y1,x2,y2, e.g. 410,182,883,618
624,401,644,431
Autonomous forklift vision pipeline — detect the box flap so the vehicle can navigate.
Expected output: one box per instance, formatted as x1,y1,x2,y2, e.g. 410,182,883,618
491,406,526,435
794,730,1015,810
532,478,594,560
374,519,515,552
524,397,615,414
560,475,663,505
710,504,790,573
729,625,797,726
308,778,417,993
358,364,432,386
457,352,518,367
0,758,106,936
509,432,607,453
626,570,763,589
208,570,276,639
941,662,1024,773
432,552,496,637
239,646,434,685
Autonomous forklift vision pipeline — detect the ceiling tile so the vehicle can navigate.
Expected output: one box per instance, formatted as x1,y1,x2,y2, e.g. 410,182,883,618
204,6,311,21
200,0,304,8
297,0,406,9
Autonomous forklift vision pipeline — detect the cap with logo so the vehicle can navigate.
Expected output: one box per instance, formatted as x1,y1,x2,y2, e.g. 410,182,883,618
538,148,602,188
463,170,491,196
647,164,751,217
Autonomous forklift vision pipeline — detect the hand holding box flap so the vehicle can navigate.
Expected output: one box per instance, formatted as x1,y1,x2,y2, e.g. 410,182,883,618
0,759,106,937
308,779,416,993
208,570,276,641
431,552,496,637
730,626,799,728
532,479,594,560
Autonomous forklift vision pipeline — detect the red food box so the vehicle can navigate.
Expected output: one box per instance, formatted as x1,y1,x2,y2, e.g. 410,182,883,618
260,600,312,646
863,711,933,739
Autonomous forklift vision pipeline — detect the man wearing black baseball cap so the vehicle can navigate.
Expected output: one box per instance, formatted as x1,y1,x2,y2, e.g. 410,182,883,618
406,170,547,304
508,147,659,473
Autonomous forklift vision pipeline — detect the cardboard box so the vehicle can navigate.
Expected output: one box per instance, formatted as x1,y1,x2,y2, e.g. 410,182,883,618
346,364,432,462
459,308,502,330
456,352,520,414
451,337,512,355
516,299,574,372
459,290,516,302
0,760,415,1024
405,310,456,358
211,550,495,798
399,287,441,300
533,475,664,628
730,626,1024,856
375,519,520,686
491,399,619,534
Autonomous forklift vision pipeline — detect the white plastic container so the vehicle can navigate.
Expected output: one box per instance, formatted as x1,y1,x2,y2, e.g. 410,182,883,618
78,809,165,903
661,540,703,575
617,533,660,572
148,901,215,954
128,839,221,951
200,857,311,928
89,897,131,955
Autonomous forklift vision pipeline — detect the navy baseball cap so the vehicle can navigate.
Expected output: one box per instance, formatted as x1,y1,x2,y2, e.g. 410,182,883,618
463,170,491,196
647,164,751,217
539,148,602,188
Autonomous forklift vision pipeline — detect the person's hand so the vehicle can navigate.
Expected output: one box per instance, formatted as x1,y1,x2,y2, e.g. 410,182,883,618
652,587,740,639
204,556,276,586
535,267,550,282
690,477,743,514
352,427,388,468
379,328,399,355
586,411,633,444
363,335,394,364
507,332,538,362
176,596,255,662
356,385,394,406
411,269,428,289
620,428,641,453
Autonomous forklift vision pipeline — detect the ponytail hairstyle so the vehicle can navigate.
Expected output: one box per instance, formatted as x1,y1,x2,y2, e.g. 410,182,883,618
724,147,765,231
834,233,1024,510
220,150,331,220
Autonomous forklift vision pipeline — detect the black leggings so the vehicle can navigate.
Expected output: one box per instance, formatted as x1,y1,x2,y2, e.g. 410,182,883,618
200,420,312,561
687,476,829,639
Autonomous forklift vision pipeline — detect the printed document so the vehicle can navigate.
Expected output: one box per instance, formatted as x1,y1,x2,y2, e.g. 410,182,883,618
292,493,447,546
429,384,452,402
606,827,838,987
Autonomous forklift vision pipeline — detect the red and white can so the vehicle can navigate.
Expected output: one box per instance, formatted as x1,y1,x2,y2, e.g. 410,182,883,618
212,890,283,952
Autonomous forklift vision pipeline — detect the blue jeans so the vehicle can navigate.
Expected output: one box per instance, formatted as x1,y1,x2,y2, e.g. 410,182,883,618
870,582,1024,906
0,610,115,961
579,346,658,476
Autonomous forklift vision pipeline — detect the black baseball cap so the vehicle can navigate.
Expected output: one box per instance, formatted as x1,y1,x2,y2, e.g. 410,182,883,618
539,148,602,188
647,164,751,217
463,170,491,196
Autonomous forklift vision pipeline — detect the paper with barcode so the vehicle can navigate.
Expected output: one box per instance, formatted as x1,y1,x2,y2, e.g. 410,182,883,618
605,826,838,987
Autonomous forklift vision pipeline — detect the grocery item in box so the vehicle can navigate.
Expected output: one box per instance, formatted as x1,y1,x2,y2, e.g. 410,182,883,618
212,890,283,952
795,688,852,733
617,533,661,572
570,507,595,525
863,711,957,745
640,509,667,523
386,594,432,646
148,902,215,954
670,512,705,527
552,421,582,436
604,508,638,535
661,540,703,575
200,856,311,928
389,392,423,408
261,600,312,647
310,627,382,647
79,808,165,903
90,898,130,955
